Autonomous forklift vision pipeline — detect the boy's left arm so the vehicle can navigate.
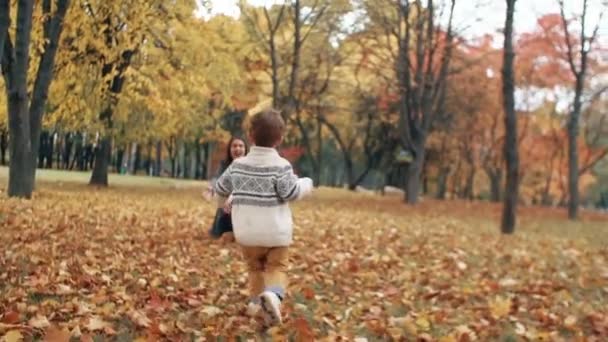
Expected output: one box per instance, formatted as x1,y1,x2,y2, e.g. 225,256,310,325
214,165,233,198
276,165,314,201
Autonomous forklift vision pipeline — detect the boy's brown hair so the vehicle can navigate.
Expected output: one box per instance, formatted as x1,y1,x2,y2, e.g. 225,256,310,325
248,108,285,147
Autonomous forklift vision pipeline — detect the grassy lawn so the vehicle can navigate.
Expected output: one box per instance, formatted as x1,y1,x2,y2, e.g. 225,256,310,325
1,168,607,340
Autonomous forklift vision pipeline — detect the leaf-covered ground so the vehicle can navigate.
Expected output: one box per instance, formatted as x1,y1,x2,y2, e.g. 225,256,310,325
1,171,607,341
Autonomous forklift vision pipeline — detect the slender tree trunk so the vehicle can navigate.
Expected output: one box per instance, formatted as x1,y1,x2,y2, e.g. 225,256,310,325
203,142,211,179
194,140,202,179
0,128,8,165
144,142,152,175
155,140,162,177
261,5,285,108
167,137,177,178
486,168,502,202
183,142,190,179
0,0,9,61
62,133,72,169
464,168,476,200
128,142,138,174
284,0,302,119
269,37,280,108
29,0,70,183
436,166,450,199
38,130,47,168
567,74,584,219
71,134,82,170
115,146,125,173
45,131,54,169
84,143,94,171
501,0,519,234
55,134,62,168
404,144,425,204
90,136,111,186
315,117,323,186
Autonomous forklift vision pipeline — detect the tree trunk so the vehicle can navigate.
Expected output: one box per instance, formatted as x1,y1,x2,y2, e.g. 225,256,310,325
144,141,152,175
204,142,214,179
567,74,584,219
263,4,285,108
83,143,93,171
38,130,48,168
167,138,177,178
500,0,519,234
464,168,476,200
55,134,62,168
62,132,72,169
0,128,8,165
7,94,34,198
133,143,141,174
404,147,425,204
436,166,450,199
315,117,323,186
128,142,138,174
155,140,162,177
194,140,202,179
28,0,70,182
6,0,35,198
114,146,124,173
343,156,355,190
90,136,111,186
45,131,54,169
487,168,502,202
183,142,190,179
0,0,10,61
71,133,83,170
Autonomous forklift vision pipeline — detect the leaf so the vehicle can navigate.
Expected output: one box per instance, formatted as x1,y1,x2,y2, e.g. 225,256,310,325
415,317,431,331
302,287,315,300
293,317,314,339
489,297,512,319
128,310,151,328
28,315,50,329
201,306,222,318
54,284,74,295
85,316,109,332
1,312,20,325
564,315,577,328
3,330,23,342
44,326,71,342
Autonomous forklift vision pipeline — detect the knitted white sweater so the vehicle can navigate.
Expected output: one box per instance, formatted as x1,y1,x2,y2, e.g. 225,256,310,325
214,146,313,247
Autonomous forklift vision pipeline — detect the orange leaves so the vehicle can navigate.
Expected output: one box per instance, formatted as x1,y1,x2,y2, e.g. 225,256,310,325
1,180,608,339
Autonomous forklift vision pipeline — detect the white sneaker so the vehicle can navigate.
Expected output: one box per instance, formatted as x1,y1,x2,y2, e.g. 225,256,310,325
246,301,261,317
259,291,282,325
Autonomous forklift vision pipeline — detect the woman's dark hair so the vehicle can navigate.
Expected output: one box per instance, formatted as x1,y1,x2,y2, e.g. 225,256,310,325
221,136,249,172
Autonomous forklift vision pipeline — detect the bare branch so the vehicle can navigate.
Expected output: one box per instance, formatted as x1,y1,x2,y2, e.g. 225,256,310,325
300,3,329,44
558,0,579,76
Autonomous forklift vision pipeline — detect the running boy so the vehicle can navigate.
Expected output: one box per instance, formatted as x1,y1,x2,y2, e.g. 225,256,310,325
214,109,313,325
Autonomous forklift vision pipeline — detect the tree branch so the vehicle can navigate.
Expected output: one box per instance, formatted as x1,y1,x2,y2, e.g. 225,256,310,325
558,0,579,76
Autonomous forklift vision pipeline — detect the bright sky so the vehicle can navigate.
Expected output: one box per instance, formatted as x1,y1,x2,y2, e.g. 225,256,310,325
204,0,607,41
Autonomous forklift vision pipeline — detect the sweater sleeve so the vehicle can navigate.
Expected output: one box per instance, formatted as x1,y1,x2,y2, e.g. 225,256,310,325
276,165,313,201
214,164,233,197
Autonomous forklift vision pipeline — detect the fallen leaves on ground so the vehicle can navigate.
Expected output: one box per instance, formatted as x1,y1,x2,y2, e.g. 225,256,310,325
1,182,607,340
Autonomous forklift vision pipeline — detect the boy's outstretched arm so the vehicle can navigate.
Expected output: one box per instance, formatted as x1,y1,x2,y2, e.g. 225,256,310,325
276,165,313,201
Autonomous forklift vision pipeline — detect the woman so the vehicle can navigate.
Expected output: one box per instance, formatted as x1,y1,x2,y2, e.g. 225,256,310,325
207,136,248,242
